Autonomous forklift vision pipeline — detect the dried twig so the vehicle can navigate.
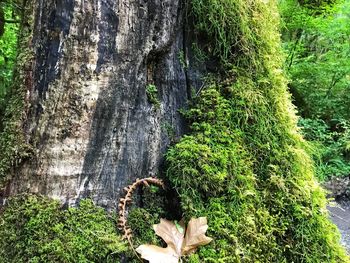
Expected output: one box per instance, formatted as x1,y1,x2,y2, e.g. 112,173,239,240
117,177,165,260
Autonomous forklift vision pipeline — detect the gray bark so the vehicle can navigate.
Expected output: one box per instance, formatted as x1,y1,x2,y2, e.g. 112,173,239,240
8,0,203,208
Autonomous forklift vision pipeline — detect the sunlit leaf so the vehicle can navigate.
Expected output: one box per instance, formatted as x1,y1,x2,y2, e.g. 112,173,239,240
136,217,212,263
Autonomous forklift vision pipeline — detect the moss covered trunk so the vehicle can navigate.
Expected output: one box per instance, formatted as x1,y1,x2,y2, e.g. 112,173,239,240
0,0,349,262
3,0,200,208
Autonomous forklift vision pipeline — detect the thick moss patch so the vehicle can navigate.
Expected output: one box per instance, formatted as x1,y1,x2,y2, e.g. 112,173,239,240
0,195,126,263
166,0,350,262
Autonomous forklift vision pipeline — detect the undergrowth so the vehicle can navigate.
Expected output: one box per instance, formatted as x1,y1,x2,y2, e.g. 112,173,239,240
280,0,350,180
299,118,350,181
0,195,126,263
166,0,350,262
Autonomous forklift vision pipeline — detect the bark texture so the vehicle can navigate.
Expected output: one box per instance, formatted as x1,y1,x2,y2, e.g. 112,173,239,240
9,0,201,208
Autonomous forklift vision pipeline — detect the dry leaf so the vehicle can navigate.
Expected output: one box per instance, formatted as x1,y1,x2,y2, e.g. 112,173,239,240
182,217,212,255
135,245,179,263
153,218,185,255
136,217,212,263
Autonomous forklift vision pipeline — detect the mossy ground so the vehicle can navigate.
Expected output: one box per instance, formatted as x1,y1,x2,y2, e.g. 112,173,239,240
0,195,126,263
165,0,350,262
128,186,168,247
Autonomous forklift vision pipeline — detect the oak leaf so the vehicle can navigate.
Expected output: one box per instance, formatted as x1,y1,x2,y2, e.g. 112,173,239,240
135,245,179,263
182,217,212,255
136,217,212,263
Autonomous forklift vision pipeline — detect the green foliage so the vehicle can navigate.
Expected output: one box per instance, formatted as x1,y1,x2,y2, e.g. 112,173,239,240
299,118,350,181
0,2,19,113
146,84,160,108
0,195,126,263
166,0,350,262
280,0,350,121
298,0,339,12
280,0,350,180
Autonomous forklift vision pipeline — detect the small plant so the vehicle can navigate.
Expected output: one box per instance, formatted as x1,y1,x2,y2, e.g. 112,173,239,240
299,118,350,181
178,50,188,69
161,121,176,142
136,217,212,263
191,43,208,64
146,84,160,108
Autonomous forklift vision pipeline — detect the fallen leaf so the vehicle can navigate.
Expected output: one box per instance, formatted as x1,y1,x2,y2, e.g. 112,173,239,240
182,217,213,255
136,217,212,263
153,218,184,255
136,245,179,263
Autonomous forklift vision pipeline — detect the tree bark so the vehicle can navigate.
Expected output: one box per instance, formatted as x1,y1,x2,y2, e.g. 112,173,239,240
8,0,201,208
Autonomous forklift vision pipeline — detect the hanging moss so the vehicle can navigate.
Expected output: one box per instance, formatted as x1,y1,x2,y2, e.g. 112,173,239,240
0,194,126,263
166,0,350,262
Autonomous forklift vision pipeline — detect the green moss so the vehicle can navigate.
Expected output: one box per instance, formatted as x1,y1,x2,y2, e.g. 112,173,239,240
191,42,208,64
0,1,34,186
127,186,167,246
161,121,176,143
146,84,160,108
0,195,126,263
128,208,163,246
125,185,169,262
178,50,188,69
166,0,350,262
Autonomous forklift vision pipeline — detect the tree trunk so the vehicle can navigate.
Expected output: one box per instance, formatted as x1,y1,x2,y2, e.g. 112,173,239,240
8,0,200,208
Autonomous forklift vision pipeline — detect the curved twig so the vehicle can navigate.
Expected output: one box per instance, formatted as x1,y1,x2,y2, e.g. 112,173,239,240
118,177,165,260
